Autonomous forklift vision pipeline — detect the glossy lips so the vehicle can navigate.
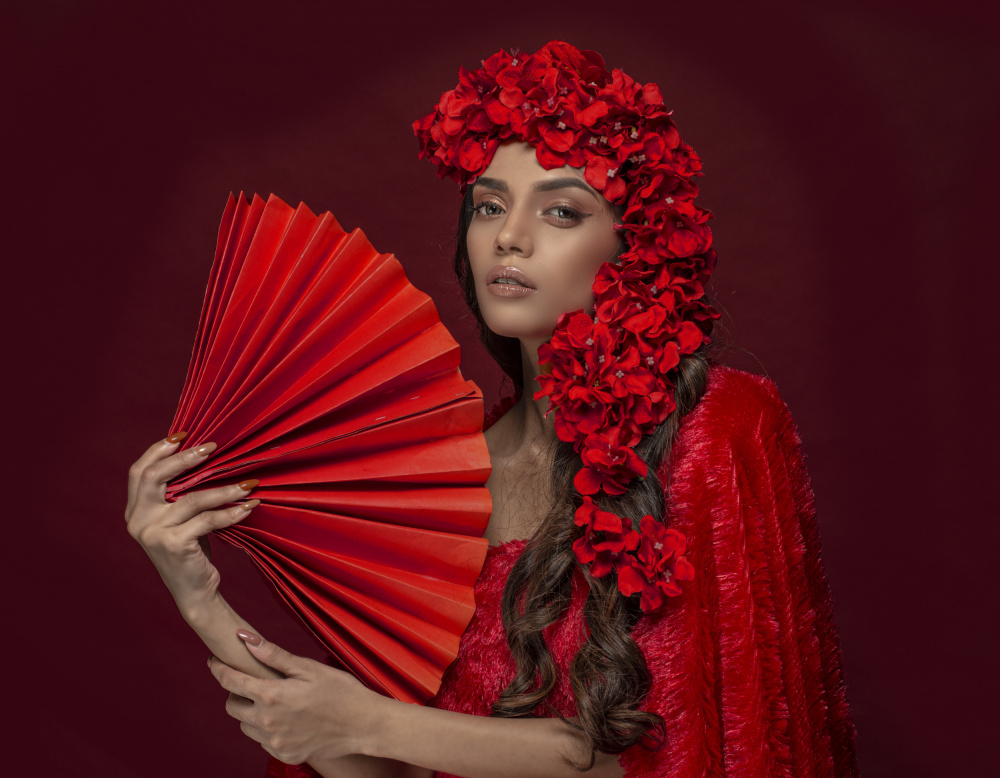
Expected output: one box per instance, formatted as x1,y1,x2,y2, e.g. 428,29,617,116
485,266,536,298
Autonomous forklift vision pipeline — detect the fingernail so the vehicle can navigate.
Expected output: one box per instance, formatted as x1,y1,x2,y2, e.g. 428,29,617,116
237,478,259,492
207,657,213,668
194,442,217,456
237,629,262,647
241,499,260,511
166,431,188,444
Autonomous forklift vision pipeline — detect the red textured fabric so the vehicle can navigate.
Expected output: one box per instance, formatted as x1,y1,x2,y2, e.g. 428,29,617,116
267,364,858,777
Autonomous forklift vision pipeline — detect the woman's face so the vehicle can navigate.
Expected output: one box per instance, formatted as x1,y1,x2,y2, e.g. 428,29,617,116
466,142,620,345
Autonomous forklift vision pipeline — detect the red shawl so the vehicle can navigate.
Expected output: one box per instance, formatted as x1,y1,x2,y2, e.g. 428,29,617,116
268,364,859,777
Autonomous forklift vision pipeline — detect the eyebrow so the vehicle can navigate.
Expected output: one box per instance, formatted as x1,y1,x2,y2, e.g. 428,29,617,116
473,176,600,200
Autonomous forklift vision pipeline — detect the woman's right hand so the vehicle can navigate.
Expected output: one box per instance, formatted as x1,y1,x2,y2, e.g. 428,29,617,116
125,434,259,618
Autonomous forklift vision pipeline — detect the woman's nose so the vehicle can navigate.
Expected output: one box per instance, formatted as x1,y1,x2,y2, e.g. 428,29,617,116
494,209,533,257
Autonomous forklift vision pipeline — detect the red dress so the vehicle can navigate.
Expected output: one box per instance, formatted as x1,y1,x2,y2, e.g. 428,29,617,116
267,365,859,777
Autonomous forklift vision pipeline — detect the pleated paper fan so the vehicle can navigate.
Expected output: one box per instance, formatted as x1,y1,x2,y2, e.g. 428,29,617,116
165,193,492,704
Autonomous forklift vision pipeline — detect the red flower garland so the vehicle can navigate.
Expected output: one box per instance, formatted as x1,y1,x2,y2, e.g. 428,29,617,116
414,41,718,613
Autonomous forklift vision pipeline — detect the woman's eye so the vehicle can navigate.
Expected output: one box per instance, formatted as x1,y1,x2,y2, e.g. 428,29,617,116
548,205,584,224
473,201,503,218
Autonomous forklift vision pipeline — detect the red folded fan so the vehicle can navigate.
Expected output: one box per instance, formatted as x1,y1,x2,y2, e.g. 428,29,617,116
165,193,492,704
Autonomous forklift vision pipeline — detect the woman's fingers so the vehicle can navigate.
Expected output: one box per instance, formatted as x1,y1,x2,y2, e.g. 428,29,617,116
210,639,374,765
237,631,310,679
126,433,188,518
209,656,267,703
168,480,259,526
124,437,262,607
135,441,218,505
181,500,260,540
224,691,257,727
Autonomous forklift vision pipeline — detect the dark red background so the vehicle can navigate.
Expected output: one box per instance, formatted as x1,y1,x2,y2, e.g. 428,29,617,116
5,1,997,775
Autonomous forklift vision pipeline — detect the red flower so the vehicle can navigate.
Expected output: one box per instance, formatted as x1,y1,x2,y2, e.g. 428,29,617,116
669,319,705,355
575,428,648,496
593,257,652,300
458,138,488,173
616,516,695,612
584,155,627,202
595,285,652,325
572,498,639,577
568,318,619,377
640,81,663,106
636,340,681,375
555,387,614,441
483,96,511,124
602,346,657,399
627,389,674,428
621,301,669,339
538,120,578,153
574,100,609,128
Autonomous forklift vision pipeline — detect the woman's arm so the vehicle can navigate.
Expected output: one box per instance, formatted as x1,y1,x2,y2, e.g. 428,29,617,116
360,700,621,778
126,436,278,677
125,437,418,776
210,634,623,778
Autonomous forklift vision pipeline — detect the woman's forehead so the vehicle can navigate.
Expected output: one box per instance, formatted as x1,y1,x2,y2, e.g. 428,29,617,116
478,141,586,183
474,141,609,210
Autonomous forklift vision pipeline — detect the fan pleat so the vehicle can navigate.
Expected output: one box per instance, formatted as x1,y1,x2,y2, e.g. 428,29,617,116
175,194,266,426
234,523,476,654
202,293,446,450
259,484,492,535
169,386,486,491
201,210,350,423
166,193,492,703
220,530,417,699
182,196,295,435
223,528,449,701
181,202,304,434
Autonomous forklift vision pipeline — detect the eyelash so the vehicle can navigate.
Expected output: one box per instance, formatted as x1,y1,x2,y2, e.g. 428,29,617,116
470,201,585,224
471,201,504,218
549,205,584,223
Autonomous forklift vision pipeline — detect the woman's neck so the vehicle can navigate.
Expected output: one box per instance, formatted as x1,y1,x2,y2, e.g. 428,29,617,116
507,338,557,449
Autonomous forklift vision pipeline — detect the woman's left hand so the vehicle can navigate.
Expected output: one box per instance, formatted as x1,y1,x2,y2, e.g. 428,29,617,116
208,631,384,766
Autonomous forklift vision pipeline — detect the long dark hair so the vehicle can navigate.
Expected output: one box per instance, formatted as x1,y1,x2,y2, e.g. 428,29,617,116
455,187,713,767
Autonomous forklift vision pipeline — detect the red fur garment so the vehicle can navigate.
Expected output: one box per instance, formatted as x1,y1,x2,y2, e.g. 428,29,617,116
267,365,859,777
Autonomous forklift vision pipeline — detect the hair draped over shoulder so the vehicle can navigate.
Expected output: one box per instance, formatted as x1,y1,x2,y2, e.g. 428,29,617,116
414,41,720,613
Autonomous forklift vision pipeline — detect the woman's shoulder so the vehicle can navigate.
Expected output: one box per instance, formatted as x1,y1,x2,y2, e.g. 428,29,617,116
698,363,792,423
686,363,796,437
663,364,804,477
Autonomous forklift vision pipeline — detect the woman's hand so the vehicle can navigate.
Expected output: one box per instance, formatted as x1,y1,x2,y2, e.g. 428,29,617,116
125,434,259,618
208,631,386,768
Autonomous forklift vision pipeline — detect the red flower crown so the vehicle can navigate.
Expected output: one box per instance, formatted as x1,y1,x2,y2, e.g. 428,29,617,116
414,41,718,613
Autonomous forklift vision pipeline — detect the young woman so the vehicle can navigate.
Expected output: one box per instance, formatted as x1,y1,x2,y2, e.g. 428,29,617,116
125,42,858,777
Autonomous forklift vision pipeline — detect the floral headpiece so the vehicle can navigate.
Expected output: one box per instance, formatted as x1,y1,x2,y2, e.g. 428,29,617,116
414,41,718,613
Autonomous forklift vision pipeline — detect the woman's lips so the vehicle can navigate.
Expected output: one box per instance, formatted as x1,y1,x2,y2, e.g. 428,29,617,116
485,266,536,297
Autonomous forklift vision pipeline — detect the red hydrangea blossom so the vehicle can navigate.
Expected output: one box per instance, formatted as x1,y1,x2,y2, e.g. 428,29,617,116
575,427,649,497
617,516,696,613
572,497,639,577
414,41,720,614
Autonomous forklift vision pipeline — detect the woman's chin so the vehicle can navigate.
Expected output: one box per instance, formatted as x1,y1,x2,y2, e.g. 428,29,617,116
482,319,555,346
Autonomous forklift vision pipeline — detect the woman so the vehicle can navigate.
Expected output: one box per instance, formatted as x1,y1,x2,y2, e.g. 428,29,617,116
125,42,858,777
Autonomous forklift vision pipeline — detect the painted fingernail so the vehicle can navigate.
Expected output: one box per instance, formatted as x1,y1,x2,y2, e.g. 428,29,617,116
194,442,217,456
241,499,260,511
166,431,188,444
237,478,259,492
237,629,263,647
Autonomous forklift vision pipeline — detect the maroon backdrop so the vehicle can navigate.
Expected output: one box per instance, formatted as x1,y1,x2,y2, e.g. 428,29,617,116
6,1,997,775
